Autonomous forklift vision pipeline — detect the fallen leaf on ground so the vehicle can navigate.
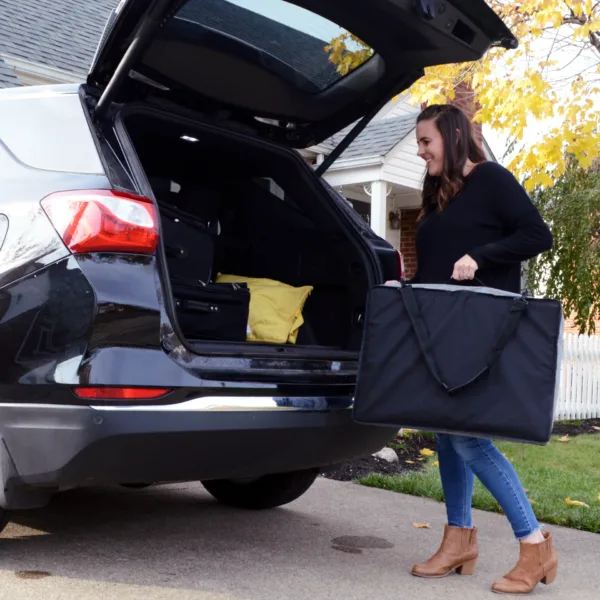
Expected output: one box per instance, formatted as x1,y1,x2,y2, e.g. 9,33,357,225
524,489,529,493
420,448,435,457
558,434,569,442
405,460,415,464
565,497,590,508
433,461,440,467
412,523,430,529
529,499,536,504
593,426,600,432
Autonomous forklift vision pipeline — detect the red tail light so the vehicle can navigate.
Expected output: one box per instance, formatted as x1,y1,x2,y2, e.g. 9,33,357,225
396,250,405,280
73,387,172,400
41,190,159,254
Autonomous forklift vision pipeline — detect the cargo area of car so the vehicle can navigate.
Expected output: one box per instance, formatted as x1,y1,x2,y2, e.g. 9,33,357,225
122,111,375,356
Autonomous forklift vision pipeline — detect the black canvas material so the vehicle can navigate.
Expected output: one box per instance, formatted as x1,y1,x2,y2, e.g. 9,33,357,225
172,280,250,342
353,284,564,444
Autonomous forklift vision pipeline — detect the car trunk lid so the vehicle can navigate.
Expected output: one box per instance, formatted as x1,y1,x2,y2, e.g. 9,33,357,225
88,0,516,149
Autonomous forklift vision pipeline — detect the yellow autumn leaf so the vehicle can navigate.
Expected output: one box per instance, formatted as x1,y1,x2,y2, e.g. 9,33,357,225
565,497,590,508
433,461,440,467
529,499,536,504
559,435,570,442
412,523,431,529
405,460,415,465
593,426,600,432
420,449,435,457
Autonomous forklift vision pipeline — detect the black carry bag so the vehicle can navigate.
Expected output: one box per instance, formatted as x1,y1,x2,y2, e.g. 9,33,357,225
171,279,250,342
353,283,564,444
160,203,215,284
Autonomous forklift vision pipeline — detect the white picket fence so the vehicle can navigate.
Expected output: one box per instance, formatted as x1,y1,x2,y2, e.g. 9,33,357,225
555,333,600,421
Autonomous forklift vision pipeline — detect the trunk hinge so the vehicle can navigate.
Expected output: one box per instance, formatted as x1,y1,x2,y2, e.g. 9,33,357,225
315,73,423,177
94,0,174,120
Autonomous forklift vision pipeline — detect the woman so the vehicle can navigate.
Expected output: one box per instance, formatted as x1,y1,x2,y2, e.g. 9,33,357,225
398,104,557,595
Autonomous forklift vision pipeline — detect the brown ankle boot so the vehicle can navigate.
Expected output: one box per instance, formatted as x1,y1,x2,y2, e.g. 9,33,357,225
492,531,558,595
412,525,478,578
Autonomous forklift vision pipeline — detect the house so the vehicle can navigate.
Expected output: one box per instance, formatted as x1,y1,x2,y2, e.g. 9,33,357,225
0,0,497,280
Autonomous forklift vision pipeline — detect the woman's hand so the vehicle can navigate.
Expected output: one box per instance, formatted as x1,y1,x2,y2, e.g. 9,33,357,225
452,255,479,281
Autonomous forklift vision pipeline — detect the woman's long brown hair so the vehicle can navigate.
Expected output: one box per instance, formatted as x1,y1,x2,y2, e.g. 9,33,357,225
417,104,486,220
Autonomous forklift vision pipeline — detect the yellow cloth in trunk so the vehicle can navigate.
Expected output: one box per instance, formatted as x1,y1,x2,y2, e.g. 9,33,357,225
216,274,313,344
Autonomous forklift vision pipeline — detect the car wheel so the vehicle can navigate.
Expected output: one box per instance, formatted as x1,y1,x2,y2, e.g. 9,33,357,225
201,468,319,510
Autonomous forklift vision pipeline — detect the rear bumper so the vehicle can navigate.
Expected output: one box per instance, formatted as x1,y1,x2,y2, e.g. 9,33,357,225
0,399,395,507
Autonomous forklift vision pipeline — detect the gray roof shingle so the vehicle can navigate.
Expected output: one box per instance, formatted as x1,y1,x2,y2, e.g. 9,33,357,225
329,114,417,160
0,57,21,88
0,0,119,77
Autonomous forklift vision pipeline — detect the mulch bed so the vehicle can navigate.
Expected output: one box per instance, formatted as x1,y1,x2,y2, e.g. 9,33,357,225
320,430,435,482
320,419,600,482
552,418,600,437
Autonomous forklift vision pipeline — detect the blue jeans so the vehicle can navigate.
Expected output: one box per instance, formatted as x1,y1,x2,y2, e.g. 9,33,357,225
436,434,540,540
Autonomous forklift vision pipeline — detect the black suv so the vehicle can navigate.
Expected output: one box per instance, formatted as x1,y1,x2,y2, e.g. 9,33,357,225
0,0,514,526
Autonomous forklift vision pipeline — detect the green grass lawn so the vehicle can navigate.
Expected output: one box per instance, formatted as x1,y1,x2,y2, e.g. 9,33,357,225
361,434,600,533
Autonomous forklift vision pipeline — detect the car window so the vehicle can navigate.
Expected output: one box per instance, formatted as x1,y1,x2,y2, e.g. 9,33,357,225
0,89,104,174
168,0,373,92
0,215,7,253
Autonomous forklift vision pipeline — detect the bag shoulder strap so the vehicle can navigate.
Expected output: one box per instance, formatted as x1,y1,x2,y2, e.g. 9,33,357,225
399,284,528,394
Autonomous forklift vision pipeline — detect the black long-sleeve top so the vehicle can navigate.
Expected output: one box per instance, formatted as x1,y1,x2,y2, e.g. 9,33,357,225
411,162,553,294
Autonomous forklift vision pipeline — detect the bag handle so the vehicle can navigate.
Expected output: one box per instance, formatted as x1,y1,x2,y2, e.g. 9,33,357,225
399,283,528,394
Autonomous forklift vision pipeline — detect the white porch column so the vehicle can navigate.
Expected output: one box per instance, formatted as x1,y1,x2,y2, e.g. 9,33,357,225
369,180,387,238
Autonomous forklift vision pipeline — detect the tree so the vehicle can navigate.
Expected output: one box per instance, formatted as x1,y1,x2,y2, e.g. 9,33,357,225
325,0,600,190
526,162,600,334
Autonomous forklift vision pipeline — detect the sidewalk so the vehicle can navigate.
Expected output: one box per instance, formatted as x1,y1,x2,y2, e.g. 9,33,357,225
0,478,596,599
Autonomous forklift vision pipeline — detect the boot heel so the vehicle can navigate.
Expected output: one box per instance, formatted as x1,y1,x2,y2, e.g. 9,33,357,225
541,565,557,585
456,559,477,576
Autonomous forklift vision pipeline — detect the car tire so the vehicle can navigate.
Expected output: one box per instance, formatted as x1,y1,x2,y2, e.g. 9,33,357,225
201,468,319,510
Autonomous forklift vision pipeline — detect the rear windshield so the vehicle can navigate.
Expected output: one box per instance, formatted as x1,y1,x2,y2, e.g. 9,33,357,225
171,0,372,91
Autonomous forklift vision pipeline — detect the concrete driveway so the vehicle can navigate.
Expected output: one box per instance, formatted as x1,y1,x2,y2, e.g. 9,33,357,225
0,478,597,599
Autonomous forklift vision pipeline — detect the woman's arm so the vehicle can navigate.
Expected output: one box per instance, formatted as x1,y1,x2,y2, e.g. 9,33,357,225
468,165,553,269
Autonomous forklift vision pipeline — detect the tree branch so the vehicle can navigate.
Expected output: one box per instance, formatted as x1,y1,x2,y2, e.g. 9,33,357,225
589,31,600,55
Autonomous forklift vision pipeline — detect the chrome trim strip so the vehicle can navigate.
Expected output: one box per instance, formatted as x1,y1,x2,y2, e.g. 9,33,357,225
90,396,353,412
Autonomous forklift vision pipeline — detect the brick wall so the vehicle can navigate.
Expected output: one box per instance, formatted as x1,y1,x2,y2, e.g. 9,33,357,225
449,81,483,146
563,316,600,336
400,209,420,279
